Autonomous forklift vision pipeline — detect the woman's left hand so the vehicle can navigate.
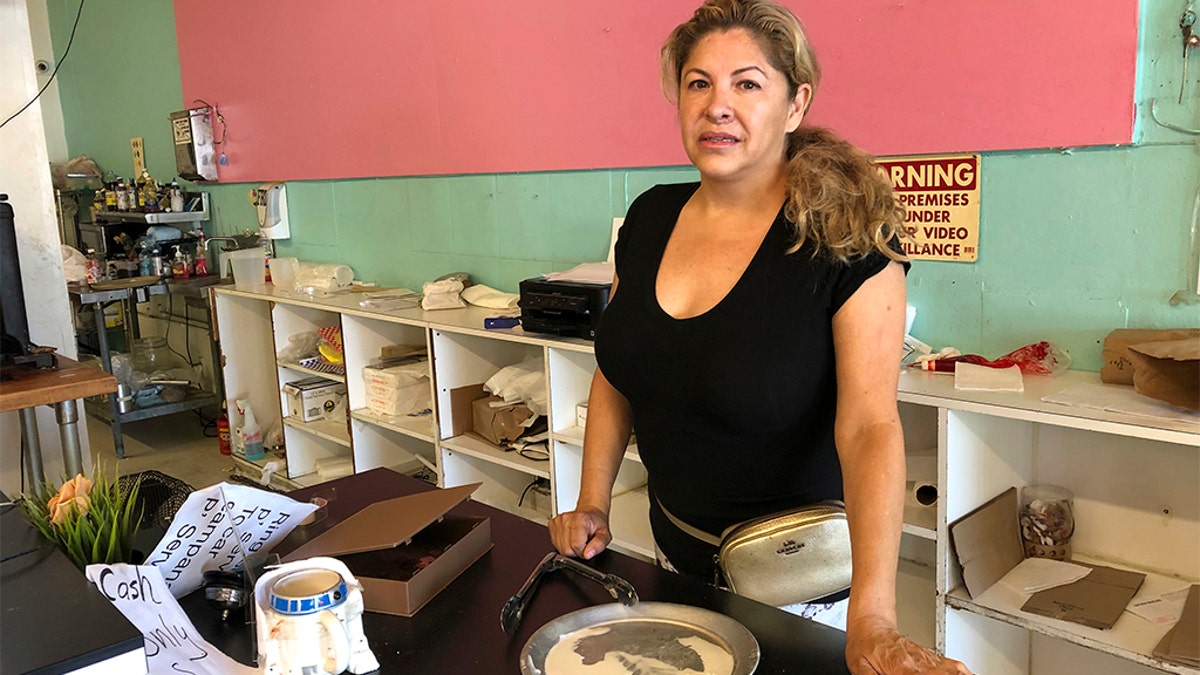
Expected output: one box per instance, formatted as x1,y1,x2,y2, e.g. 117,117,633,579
846,616,972,674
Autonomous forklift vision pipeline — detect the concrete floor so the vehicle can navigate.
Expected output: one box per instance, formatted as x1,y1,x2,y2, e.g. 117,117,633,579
86,409,237,490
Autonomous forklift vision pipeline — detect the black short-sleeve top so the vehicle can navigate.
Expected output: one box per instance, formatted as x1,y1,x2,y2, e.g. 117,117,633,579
594,182,906,577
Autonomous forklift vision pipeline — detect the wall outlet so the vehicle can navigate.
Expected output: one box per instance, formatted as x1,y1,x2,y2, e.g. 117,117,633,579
131,137,145,176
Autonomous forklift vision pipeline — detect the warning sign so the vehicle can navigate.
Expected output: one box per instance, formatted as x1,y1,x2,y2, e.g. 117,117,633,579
877,154,980,262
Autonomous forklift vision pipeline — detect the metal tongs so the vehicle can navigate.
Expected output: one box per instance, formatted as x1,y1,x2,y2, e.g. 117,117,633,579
500,552,640,636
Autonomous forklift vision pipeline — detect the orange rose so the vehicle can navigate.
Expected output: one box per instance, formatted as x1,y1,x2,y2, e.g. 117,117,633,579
47,474,93,526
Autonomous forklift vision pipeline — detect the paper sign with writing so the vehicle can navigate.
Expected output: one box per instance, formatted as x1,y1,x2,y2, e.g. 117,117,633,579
145,483,318,598
86,564,257,675
877,154,981,262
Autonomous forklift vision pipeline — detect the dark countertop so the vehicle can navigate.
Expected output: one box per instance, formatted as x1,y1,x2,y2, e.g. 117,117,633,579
190,469,850,674
0,496,143,675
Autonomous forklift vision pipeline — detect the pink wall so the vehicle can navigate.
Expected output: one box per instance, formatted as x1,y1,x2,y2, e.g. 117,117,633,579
174,1,1138,183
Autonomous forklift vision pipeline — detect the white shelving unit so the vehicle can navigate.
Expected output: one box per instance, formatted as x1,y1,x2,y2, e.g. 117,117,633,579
897,370,1199,675
212,286,1199,674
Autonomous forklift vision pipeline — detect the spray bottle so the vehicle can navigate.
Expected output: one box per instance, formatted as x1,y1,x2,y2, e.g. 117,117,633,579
236,398,265,461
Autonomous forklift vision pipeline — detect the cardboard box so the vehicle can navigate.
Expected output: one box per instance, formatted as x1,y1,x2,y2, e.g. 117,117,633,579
949,486,1147,631
1100,328,1200,385
1020,562,1145,629
283,376,347,422
280,483,491,617
1153,584,1200,668
471,395,535,445
949,487,1025,599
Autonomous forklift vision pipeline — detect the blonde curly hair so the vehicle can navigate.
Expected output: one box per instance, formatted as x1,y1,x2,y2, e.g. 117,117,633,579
662,0,908,262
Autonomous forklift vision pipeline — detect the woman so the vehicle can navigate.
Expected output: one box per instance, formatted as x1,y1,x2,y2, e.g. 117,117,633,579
549,1,970,673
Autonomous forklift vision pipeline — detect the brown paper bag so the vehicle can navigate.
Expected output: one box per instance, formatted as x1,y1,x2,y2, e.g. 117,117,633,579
1101,329,1200,385
471,395,535,445
1127,339,1200,412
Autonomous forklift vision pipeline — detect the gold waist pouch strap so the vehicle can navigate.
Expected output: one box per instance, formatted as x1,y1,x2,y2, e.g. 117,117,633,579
658,498,853,607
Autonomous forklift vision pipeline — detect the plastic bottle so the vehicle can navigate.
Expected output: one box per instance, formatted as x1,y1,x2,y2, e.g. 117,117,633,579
237,398,265,461
170,180,185,213
85,248,101,284
116,179,129,211
150,247,168,278
216,403,232,455
172,248,190,279
256,232,273,283
194,230,208,276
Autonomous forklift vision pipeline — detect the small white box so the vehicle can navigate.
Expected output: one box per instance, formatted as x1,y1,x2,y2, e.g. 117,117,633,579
283,376,346,422
576,403,588,429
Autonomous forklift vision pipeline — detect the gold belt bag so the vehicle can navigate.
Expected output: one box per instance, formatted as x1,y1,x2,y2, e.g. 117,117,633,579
660,498,853,607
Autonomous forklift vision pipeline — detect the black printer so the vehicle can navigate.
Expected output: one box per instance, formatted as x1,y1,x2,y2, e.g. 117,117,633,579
518,278,612,340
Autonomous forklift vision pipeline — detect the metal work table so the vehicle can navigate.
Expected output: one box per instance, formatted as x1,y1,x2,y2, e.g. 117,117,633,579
68,279,223,458
0,355,116,481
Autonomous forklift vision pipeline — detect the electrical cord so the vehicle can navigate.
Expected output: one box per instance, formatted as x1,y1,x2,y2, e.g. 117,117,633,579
518,478,540,508
193,409,218,437
163,295,196,366
1,0,86,130
517,445,549,462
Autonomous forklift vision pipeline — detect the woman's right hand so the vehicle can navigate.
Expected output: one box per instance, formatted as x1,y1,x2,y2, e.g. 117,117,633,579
549,508,612,560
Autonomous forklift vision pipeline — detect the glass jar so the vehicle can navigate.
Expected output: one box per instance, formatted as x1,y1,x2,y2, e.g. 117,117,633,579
1020,484,1074,560
130,336,190,382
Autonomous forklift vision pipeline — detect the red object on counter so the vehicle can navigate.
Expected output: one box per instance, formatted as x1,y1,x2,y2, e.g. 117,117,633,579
912,341,1070,375
915,354,991,372
217,411,232,455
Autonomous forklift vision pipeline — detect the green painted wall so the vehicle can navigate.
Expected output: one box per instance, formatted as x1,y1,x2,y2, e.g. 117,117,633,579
48,0,1199,371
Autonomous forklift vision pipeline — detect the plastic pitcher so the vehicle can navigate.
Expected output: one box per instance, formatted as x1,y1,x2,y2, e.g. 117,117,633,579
229,249,266,288
269,257,300,290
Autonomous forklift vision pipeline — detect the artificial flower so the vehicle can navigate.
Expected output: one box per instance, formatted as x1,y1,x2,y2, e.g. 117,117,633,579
48,474,93,525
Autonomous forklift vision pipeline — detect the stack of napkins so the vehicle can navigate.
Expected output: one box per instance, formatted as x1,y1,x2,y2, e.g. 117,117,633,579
1153,585,1199,668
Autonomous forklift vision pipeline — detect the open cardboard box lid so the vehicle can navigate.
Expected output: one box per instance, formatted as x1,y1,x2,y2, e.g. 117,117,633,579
281,483,480,562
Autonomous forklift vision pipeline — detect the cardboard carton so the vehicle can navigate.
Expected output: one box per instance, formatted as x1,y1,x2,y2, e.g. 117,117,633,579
1153,584,1200,668
1020,563,1145,629
278,483,491,617
950,486,1148,631
447,384,536,446
949,487,1025,599
283,376,347,422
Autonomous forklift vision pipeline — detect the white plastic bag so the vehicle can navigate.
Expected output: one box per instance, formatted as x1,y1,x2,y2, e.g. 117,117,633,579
484,355,547,416
421,278,466,310
61,245,87,283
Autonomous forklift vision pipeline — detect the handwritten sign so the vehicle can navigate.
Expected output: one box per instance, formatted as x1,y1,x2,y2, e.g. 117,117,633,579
86,564,258,675
145,483,318,598
877,154,981,262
